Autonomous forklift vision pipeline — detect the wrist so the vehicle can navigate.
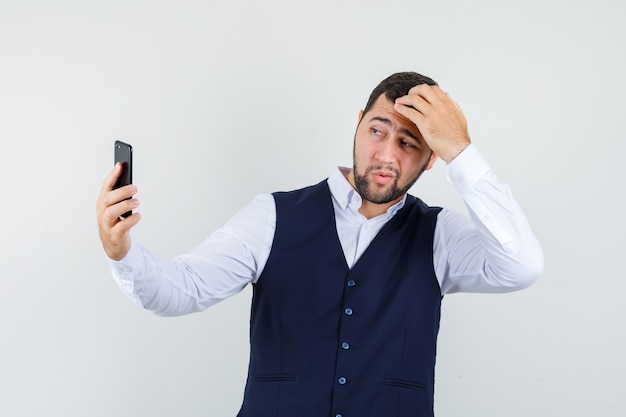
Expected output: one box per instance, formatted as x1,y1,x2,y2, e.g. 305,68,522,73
439,141,471,164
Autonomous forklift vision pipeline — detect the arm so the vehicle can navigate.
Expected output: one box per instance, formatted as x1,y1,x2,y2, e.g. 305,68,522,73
108,194,275,316
434,145,543,293
393,84,542,292
97,165,276,316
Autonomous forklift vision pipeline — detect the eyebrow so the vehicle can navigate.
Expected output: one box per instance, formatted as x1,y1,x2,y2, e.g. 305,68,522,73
368,116,421,144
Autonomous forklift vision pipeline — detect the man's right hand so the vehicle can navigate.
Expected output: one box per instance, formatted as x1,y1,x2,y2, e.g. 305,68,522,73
96,162,141,261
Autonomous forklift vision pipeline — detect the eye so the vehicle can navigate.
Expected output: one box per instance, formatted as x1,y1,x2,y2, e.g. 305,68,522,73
371,127,383,136
400,139,416,148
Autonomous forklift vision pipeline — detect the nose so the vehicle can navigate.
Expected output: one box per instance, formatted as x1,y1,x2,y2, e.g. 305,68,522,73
374,136,398,164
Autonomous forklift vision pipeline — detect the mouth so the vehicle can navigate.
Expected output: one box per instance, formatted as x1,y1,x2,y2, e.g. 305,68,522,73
371,170,396,185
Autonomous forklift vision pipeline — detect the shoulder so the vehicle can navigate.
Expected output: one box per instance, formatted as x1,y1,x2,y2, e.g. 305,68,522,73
272,179,330,206
405,193,443,215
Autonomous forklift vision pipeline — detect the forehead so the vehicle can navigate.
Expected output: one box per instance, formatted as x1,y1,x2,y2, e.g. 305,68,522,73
362,95,421,136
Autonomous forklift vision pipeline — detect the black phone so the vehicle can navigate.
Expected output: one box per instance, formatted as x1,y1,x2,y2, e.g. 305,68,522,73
113,140,133,218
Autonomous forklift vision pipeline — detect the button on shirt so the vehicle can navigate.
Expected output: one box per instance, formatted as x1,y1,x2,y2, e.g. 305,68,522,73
108,144,543,316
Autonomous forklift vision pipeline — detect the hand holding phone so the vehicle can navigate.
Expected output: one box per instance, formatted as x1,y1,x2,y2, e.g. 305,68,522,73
113,140,133,218
96,140,139,260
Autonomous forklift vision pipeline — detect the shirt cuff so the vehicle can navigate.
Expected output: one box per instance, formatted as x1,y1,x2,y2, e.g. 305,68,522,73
445,144,491,189
107,239,147,303
107,238,143,273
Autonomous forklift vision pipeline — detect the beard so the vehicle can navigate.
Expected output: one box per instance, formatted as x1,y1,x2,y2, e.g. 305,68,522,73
353,160,429,205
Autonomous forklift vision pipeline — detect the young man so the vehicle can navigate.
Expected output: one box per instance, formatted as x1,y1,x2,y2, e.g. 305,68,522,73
97,72,543,417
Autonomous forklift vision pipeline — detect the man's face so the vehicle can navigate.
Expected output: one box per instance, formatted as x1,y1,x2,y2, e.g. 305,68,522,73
351,94,437,205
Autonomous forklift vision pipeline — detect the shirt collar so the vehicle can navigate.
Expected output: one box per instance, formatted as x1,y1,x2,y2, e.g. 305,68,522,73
327,166,407,217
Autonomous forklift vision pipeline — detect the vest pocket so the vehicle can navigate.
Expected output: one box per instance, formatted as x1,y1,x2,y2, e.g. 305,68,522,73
255,373,296,382
372,378,429,416
383,378,425,391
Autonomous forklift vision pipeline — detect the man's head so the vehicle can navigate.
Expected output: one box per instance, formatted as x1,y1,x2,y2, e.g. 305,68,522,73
362,72,438,118
349,72,439,213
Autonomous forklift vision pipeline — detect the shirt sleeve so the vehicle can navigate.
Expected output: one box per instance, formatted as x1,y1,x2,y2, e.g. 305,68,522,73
434,144,544,294
108,193,276,316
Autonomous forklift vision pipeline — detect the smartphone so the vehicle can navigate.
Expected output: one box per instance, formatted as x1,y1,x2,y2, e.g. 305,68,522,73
113,140,133,218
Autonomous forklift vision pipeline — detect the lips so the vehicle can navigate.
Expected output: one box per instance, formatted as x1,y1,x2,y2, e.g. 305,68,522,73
371,170,395,185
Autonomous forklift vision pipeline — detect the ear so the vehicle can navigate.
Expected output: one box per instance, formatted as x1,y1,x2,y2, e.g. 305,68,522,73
425,152,439,171
357,110,363,123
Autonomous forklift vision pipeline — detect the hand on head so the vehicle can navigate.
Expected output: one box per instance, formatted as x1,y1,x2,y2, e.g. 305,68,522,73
393,84,471,163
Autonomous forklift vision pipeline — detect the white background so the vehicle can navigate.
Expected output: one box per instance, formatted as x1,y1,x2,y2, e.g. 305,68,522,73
1,0,624,416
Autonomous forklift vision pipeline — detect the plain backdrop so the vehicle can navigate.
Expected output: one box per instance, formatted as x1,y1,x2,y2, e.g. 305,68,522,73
1,0,624,416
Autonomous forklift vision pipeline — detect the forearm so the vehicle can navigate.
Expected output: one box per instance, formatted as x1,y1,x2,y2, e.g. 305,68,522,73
109,239,243,316
437,145,544,294
108,194,275,315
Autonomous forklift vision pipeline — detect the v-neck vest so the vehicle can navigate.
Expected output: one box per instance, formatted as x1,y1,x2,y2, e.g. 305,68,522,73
238,180,443,417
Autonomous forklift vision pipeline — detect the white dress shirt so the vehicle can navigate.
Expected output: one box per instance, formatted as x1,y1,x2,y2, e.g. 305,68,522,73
109,144,543,316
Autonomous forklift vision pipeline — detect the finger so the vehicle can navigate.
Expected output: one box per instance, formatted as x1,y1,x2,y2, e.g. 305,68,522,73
432,86,461,108
109,197,140,222
112,211,142,233
99,195,139,228
408,84,449,105
100,162,123,194
393,100,425,123
395,94,431,116
105,184,137,207
97,184,138,219
407,84,439,102
407,84,430,96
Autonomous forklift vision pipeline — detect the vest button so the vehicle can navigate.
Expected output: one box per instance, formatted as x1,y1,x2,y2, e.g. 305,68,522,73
341,342,350,350
338,376,347,385
347,279,356,287
344,308,353,316
336,414,343,417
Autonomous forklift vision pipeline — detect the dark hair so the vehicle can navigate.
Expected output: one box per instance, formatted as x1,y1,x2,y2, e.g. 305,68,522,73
362,72,438,115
